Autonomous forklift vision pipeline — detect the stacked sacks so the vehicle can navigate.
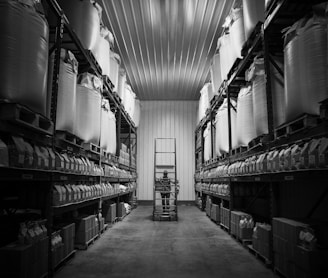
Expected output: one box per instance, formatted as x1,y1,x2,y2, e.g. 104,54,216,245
236,86,256,146
0,0,49,115
215,98,237,156
218,33,235,82
75,73,102,144
47,49,78,133
284,5,328,122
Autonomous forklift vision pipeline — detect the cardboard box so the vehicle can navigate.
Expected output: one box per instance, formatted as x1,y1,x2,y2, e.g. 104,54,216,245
294,245,328,272
274,252,288,277
0,242,33,278
239,227,253,240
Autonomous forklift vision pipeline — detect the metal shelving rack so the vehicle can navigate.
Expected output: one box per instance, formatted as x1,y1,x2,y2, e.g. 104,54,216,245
195,0,328,273
0,0,138,277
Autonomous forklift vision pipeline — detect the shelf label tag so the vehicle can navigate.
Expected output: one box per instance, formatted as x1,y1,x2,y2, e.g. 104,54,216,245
284,175,294,181
22,174,33,180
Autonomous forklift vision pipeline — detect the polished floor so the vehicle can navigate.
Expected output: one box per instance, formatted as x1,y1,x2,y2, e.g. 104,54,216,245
55,205,277,278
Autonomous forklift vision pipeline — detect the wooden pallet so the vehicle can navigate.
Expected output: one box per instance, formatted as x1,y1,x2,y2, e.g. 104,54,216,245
153,212,177,221
231,146,248,156
100,223,109,234
275,114,319,139
248,245,272,267
75,234,99,250
82,142,101,154
248,134,270,150
236,237,252,247
0,102,53,135
56,130,83,146
220,223,229,232
54,250,76,271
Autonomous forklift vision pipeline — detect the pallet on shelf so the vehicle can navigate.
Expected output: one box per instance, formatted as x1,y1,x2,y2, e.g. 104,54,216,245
0,101,53,135
274,114,319,140
74,234,99,250
248,245,272,267
56,130,83,147
82,142,101,154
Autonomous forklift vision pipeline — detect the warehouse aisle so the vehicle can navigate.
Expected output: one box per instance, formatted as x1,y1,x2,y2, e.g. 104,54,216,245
55,206,277,278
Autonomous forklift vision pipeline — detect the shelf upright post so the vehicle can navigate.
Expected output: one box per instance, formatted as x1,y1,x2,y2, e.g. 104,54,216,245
116,109,122,158
129,125,131,168
47,6,65,276
227,87,232,156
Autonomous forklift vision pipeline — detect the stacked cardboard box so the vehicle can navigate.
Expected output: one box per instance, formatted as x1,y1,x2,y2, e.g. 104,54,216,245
210,204,220,223
206,196,212,217
0,237,48,278
59,223,75,258
220,205,230,229
253,224,272,260
75,215,96,245
230,211,253,240
117,202,126,218
104,203,117,223
272,218,328,277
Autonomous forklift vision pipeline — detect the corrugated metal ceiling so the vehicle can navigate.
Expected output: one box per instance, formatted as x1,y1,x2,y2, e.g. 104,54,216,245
101,0,232,100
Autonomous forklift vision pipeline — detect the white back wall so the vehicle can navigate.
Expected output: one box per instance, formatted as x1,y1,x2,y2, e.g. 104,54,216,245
137,101,198,201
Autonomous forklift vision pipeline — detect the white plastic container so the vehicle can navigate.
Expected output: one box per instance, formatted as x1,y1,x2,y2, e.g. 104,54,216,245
109,51,121,92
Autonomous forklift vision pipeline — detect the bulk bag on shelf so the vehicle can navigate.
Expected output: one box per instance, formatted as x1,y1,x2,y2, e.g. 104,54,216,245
108,108,117,155
133,99,141,127
117,68,127,100
210,53,223,94
47,49,78,133
75,73,102,144
93,26,113,77
203,122,212,162
236,86,256,146
229,7,246,59
57,0,100,51
215,98,237,155
284,11,328,122
0,0,49,116
109,51,121,92
242,0,265,40
250,57,268,136
270,56,286,127
218,33,235,81
100,99,111,152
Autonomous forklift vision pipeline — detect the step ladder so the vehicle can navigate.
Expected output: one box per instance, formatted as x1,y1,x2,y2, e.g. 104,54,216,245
153,138,178,221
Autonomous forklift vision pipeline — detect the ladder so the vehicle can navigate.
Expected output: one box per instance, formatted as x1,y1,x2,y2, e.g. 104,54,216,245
153,138,178,221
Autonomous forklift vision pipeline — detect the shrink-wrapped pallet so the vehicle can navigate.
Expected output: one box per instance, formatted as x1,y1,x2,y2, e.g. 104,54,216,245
236,86,256,146
0,0,49,115
47,49,78,133
75,73,102,144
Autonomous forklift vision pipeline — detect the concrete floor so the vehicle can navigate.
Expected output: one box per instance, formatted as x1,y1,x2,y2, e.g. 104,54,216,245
55,205,277,278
